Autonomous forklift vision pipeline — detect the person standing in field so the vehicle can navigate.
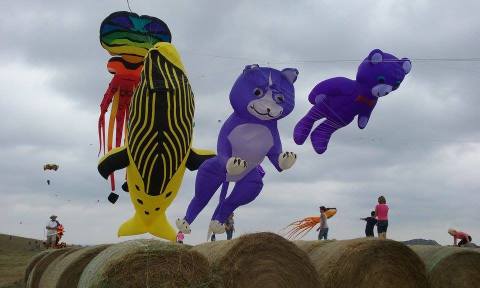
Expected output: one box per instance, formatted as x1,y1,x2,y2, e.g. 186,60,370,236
316,206,329,240
225,213,235,240
448,228,472,247
361,211,377,237
375,196,389,239
45,215,59,248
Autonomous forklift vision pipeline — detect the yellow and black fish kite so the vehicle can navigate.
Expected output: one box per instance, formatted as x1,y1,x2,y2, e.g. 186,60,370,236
98,42,214,241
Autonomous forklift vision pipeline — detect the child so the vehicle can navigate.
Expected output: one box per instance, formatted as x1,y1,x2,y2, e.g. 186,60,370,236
176,231,185,244
361,211,377,237
375,196,389,239
316,206,329,240
448,228,472,247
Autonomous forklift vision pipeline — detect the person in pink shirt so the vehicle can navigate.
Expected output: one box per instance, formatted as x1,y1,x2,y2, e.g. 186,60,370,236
448,228,472,247
176,231,185,244
375,195,389,239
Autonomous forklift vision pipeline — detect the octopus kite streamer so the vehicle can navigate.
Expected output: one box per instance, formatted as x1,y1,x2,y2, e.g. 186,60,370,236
283,209,337,239
98,11,172,190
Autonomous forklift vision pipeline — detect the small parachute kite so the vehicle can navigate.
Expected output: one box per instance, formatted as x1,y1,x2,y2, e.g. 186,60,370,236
43,164,59,171
44,164,58,185
98,11,172,191
283,208,337,239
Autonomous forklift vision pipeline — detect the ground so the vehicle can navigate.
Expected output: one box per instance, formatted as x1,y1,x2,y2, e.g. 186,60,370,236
0,234,45,288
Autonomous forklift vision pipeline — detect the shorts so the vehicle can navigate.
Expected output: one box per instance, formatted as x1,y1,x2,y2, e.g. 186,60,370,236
377,220,388,234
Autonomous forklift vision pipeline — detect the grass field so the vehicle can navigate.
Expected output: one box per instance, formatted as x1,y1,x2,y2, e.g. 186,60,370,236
0,234,45,288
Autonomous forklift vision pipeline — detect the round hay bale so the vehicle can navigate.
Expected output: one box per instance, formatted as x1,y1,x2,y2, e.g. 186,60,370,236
37,245,110,288
24,250,51,284
78,239,212,288
293,239,335,254
410,245,480,288
296,238,428,288
26,248,76,288
191,232,320,288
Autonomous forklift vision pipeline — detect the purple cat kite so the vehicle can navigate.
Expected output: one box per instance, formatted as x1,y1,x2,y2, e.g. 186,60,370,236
294,49,411,154
177,64,299,236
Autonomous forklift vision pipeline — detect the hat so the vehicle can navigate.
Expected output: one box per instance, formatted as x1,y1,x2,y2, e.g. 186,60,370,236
50,215,57,219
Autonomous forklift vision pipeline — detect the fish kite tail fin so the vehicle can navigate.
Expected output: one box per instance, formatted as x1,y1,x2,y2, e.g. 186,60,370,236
148,212,177,241
118,211,176,241
118,213,148,237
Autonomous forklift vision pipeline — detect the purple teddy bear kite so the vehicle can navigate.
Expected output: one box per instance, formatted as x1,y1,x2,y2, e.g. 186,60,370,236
177,64,299,236
294,49,411,154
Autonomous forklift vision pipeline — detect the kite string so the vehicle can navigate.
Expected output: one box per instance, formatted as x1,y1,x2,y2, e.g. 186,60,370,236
179,49,480,65
127,0,133,13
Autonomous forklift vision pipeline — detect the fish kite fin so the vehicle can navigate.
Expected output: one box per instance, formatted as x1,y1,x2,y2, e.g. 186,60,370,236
186,148,216,171
121,182,129,192
98,146,130,179
148,213,177,241
118,214,148,237
118,212,176,241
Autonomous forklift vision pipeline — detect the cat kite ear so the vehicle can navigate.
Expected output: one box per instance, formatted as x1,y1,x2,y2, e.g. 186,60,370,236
368,49,384,64
244,64,260,72
401,58,412,74
281,68,299,84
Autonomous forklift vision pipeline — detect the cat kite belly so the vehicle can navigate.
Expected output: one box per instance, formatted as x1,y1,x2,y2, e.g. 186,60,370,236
98,42,214,241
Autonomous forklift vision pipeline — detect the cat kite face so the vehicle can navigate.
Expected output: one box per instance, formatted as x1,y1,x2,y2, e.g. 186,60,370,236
356,49,411,98
229,65,298,122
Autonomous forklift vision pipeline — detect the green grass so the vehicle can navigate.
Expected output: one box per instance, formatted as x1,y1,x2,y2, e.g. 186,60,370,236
0,234,45,288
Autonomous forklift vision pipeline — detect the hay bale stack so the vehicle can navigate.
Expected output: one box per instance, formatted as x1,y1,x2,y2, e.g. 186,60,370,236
192,232,320,288
24,250,50,284
25,248,76,288
294,239,335,254
295,238,428,288
78,239,211,288
37,245,110,288
410,245,480,288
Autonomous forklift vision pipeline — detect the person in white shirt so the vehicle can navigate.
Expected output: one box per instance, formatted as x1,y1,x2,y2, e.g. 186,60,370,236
45,215,59,248
316,206,329,240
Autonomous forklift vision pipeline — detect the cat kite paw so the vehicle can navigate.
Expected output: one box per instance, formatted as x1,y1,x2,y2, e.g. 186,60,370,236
209,220,225,234
226,157,248,175
279,152,297,170
176,218,191,234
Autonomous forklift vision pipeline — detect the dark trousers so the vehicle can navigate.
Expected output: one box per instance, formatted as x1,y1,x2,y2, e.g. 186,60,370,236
318,228,329,240
226,229,233,240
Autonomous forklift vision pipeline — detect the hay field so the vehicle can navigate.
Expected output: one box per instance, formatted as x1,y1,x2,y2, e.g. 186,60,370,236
0,234,45,288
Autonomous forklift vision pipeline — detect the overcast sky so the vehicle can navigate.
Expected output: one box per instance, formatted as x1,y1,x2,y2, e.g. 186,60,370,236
1,0,479,246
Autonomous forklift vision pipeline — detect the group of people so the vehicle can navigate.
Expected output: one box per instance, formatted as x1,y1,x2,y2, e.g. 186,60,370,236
360,195,389,239
316,195,389,241
48,195,472,247
176,213,235,244
317,195,473,247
